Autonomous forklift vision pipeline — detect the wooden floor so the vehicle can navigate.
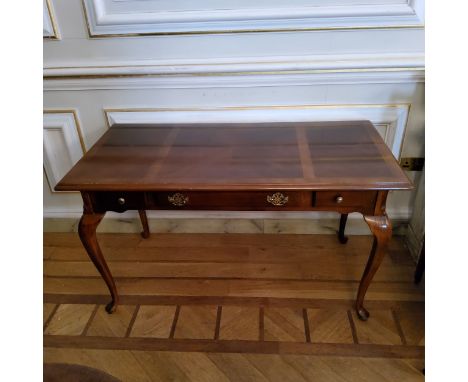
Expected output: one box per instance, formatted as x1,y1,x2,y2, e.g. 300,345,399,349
44,232,425,381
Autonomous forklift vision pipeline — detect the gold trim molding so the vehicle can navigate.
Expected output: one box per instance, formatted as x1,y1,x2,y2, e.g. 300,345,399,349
104,103,411,115
81,0,423,39
85,25,424,39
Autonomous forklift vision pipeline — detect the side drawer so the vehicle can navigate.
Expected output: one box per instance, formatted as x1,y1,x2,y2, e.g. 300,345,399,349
154,191,311,210
92,191,146,212
315,191,377,209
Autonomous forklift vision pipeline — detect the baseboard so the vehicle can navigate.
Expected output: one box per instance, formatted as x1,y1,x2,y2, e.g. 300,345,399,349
44,216,408,236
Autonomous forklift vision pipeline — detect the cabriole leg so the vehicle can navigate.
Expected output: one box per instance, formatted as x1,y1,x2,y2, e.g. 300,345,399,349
138,210,150,239
78,212,119,313
355,214,392,321
338,213,349,244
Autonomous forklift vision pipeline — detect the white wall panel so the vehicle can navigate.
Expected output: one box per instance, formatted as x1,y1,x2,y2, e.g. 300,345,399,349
45,0,424,66
43,0,59,38
43,111,84,190
83,0,424,36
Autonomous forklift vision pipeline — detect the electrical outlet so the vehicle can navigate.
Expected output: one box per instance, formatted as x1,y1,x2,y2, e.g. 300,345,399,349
399,157,424,171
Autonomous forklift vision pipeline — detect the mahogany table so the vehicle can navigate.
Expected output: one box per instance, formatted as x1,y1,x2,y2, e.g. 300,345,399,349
55,121,412,320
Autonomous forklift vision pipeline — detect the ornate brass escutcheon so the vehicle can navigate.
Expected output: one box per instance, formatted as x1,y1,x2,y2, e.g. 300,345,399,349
168,193,189,207
267,192,289,206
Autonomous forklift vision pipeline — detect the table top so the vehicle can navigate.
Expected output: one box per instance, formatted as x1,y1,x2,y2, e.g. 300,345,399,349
55,121,412,192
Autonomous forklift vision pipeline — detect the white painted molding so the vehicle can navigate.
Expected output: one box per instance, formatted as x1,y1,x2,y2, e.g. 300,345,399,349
43,70,425,91
43,112,84,190
409,0,425,23
44,53,424,76
83,0,425,36
43,0,59,38
106,104,409,158
43,53,425,91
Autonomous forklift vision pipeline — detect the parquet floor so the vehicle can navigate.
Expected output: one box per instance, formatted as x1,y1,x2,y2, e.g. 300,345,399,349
44,232,425,381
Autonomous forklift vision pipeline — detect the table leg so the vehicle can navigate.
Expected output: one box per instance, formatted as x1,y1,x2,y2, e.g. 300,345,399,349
138,210,150,239
414,240,425,284
355,214,392,321
78,212,119,313
338,213,349,244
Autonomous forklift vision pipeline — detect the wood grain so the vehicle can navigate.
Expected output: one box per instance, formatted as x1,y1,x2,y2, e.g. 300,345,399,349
43,303,57,327
43,232,424,380
44,277,425,303
44,348,424,382
136,350,230,382
44,335,424,358
55,122,412,192
43,259,414,282
174,306,218,340
86,305,135,337
263,307,306,342
130,305,177,338
208,353,270,382
307,308,354,344
44,304,95,336
219,306,259,341
397,306,425,346
352,309,403,345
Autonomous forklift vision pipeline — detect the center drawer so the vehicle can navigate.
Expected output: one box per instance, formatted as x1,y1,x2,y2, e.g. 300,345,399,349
153,191,311,210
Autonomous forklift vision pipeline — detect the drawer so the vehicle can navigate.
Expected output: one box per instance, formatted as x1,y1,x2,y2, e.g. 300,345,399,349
93,192,146,212
314,191,377,209
154,191,311,210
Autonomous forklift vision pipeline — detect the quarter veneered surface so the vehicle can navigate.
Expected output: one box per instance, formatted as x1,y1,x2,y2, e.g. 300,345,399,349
55,121,412,191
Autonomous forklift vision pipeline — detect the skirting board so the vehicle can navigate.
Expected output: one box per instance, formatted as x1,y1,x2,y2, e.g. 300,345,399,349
44,217,408,236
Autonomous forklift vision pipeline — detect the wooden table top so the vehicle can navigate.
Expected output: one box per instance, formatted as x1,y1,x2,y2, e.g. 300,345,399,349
55,121,412,192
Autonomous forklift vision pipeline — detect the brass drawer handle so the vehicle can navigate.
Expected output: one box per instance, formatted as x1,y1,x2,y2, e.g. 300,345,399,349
117,197,125,205
335,196,344,204
168,193,189,207
267,192,289,206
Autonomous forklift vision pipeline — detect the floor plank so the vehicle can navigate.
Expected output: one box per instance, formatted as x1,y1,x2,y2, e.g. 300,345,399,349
44,259,414,281
263,307,306,342
136,351,230,382
219,306,259,341
130,305,177,338
47,246,251,262
307,309,354,344
44,304,95,336
43,303,57,326
397,307,425,346
44,348,153,382
44,277,424,301
86,305,136,337
208,353,270,382
174,305,218,340
352,309,403,345
245,354,309,382
45,348,425,382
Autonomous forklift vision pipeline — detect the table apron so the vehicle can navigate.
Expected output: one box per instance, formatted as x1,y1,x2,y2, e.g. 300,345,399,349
85,190,381,216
